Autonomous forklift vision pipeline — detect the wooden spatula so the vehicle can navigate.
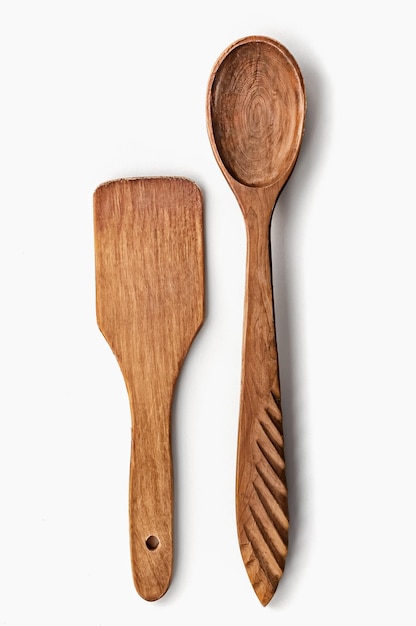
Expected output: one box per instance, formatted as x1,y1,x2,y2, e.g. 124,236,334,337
94,177,204,601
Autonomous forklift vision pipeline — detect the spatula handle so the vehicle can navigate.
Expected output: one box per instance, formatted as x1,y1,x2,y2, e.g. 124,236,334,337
236,213,289,606
128,389,173,602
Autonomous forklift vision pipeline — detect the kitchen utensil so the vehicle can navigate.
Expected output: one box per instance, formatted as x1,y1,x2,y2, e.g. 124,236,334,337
206,35,306,605
94,177,204,601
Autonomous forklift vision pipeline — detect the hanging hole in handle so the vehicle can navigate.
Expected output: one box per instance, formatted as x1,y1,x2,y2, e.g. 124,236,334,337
145,535,160,551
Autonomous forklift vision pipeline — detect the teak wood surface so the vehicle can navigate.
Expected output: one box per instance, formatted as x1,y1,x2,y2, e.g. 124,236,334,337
94,177,204,601
207,36,306,605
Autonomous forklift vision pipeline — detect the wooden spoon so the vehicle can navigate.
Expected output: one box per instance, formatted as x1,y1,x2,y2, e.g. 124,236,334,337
94,177,204,601
206,36,306,605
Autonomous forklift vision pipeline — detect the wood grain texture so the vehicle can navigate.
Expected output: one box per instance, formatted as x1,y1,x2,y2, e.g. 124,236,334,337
207,36,306,605
94,177,204,601
209,40,304,189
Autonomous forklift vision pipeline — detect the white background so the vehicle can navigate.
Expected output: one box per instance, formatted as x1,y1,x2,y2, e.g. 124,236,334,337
1,1,415,624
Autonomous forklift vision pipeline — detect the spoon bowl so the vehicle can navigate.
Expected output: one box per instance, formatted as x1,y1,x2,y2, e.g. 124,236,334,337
208,36,305,198
207,36,306,605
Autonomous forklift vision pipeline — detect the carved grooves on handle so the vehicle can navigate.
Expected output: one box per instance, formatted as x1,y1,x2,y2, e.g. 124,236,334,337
240,387,289,606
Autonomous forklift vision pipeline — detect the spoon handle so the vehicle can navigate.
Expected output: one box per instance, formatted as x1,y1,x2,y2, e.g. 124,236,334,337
236,211,289,606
